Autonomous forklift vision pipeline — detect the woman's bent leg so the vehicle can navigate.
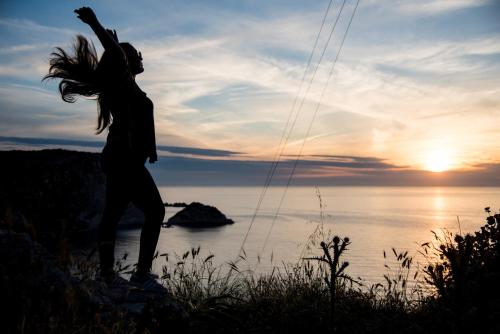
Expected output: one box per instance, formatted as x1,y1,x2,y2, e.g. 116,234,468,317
98,173,130,275
132,166,165,274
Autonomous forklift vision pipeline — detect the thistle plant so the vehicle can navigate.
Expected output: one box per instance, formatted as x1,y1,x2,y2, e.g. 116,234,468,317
304,235,352,327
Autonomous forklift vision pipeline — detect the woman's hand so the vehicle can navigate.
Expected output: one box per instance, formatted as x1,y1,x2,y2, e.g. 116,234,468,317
74,7,124,62
106,29,119,43
74,7,99,26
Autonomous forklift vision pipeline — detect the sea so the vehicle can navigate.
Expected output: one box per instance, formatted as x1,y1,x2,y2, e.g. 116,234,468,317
113,186,499,286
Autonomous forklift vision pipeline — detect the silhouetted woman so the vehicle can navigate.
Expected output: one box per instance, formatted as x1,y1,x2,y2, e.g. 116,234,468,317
44,7,165,290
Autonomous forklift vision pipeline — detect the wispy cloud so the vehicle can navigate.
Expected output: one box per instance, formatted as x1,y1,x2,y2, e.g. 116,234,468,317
395,0,491,15
0,43,46,54
0,18,76,36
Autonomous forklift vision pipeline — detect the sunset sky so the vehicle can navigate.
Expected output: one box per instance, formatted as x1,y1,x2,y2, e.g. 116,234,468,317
0,0,499,185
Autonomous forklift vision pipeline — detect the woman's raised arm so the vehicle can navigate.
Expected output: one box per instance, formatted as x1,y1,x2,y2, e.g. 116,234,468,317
74,7,123,57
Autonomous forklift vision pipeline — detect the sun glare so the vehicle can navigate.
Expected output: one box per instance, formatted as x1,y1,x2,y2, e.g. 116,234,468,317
424,149,452,173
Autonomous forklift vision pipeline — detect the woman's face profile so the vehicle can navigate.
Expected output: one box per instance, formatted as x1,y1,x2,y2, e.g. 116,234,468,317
123,44,144,75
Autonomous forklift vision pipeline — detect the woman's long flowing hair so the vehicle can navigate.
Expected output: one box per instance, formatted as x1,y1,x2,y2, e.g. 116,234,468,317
43,35,112,134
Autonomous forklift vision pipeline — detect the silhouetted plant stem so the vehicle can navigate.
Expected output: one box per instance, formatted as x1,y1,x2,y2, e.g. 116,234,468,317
305,235,351,331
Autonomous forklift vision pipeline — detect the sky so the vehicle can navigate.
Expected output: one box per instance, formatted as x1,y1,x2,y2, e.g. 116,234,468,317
0,0,499,186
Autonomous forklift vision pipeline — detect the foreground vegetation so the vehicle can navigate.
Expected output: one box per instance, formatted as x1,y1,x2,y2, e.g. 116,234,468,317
1,206,499,333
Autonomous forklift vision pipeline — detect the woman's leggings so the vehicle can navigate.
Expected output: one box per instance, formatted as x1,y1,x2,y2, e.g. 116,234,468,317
98,156,165,275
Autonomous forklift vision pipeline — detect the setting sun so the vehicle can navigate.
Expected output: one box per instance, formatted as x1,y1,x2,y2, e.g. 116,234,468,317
424,149,452,173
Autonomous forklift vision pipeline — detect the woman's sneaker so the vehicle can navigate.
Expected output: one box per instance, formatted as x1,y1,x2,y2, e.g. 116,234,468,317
130,271,168,294
98,271,131,288
96,271,135,302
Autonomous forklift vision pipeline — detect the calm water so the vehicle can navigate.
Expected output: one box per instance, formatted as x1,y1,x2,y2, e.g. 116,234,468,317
115,186,499,285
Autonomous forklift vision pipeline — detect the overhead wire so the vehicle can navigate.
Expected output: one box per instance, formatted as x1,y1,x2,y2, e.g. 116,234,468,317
260,0,361,258
237,0,336,258
256,0,348,256
277,0,347,169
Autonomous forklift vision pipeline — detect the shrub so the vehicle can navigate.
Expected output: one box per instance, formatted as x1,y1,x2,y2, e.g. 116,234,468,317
423,208,500,333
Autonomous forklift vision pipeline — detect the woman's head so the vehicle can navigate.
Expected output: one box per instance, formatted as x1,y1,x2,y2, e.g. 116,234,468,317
120,43,144,75
98,42,144,76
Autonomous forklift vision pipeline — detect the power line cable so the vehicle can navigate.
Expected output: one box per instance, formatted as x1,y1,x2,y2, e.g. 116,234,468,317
237,0,335,258
241,0,346,259
256,0,349,256
277,0,347,167
260,0,361,258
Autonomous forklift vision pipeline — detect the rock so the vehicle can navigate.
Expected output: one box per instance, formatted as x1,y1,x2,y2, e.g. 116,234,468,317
0,150,105,248
119,205,146,229
0,230,186,328
0,149,145,248
167,202,234,227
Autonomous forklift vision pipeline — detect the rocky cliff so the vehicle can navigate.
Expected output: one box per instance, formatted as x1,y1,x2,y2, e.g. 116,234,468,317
0,149,143,249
